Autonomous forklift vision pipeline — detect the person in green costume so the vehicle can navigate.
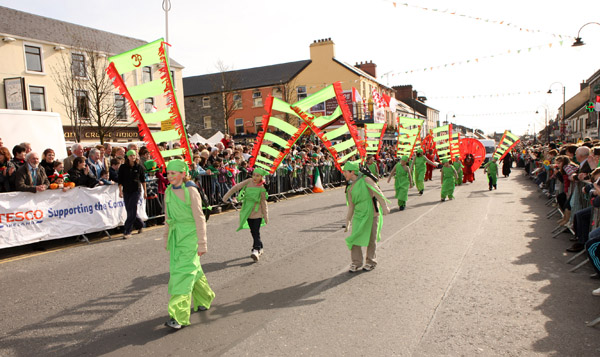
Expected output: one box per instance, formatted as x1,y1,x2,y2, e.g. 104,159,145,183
452,155,464,186
342,161,390,272
163,159,215,330
366,155,380,179
440,159,458,202
387,155,413,211
410,148,437,195
223,167,269,262
484,157,499,191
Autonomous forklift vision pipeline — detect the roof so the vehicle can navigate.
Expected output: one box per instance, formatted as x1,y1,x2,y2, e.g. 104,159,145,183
183,60,312,96
332,58,393,90
0,6,183,68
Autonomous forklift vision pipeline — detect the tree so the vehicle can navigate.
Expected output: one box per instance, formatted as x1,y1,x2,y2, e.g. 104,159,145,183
52,36,121,144
213,60,240,135
274,77,301,127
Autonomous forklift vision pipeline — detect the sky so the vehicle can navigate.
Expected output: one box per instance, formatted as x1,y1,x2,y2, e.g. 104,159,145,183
2,0,600,136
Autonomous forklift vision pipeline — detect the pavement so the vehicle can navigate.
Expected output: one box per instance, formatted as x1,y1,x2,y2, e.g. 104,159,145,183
1,168,600,356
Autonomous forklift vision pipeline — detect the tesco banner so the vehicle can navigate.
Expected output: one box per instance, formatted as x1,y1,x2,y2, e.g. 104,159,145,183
0,186,147,249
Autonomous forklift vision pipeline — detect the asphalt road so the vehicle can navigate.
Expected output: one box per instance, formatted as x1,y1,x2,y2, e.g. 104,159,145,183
1,168,600,356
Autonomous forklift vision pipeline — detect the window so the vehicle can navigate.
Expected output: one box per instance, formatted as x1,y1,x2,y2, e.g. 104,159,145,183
203,116,212,129
71,53,86,77
235,118,244,134
254,116,263,132
76,90,89,119
233,93,242,109
272,87,283,99
24,45,43,72
253,90,262,107
170,70,176,88
297,86,307,101
115,94,127,120
202,97,210,108
144,98,154,113
142,66,152,83
29,86,46,111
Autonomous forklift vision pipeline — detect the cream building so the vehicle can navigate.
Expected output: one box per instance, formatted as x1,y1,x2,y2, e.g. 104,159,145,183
0,6,184,143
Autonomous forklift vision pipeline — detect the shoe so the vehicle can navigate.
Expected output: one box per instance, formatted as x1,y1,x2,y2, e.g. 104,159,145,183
441,198,446,202
593,287,600,296
399,205,405,211
419,191,423,195
448,197,454,200
362,264,376,271
348,264,362,273
569,236,578,241
566,243,584,253
591,273,600,280
192,306,208,312
164,318,184,330
489,187,492,191
251,249,260,262
123,234,132,240
138,227,144,234
494,185,497,190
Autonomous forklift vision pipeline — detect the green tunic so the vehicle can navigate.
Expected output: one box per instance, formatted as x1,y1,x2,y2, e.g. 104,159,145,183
485,161,498,185
413,156,426,191
237,185,267,231
441,166,456,198
165,185,204,295
394,164,410,203
345,176,385,250
368,163,378,177
452,160,464,185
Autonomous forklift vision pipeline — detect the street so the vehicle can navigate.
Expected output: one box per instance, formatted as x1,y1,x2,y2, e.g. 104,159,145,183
1,168,600,356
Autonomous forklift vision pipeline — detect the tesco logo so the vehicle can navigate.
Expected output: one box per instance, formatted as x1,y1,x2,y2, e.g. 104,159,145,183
0,210,44,223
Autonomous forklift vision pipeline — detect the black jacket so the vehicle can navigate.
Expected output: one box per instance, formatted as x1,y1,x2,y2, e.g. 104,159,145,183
68,167,99,188
118,162,145,193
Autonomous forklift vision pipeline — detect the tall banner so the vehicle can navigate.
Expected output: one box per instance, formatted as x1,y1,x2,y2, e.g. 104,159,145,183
0,186,147,249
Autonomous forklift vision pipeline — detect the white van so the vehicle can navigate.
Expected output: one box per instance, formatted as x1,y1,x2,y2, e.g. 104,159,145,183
479,139,496,164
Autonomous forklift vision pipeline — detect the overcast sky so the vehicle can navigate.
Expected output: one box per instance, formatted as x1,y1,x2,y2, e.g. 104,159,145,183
2,0,600,136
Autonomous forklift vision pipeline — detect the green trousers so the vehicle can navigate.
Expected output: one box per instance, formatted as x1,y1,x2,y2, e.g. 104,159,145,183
168,274,215,326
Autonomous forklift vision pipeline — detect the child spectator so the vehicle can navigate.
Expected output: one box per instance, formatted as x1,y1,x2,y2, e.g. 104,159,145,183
99,169,114,185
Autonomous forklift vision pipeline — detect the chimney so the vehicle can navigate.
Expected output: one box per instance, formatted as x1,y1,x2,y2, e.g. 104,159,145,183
391,85,414,101
355,60,377,78
309,38,335,61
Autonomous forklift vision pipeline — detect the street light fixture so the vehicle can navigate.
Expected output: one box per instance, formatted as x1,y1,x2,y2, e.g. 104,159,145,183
571,22,600,47
535,104,549,143
547,82,566,141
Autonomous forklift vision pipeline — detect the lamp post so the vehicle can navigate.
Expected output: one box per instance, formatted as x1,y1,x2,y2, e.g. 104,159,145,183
572,22,600,47
535,105,549,143
162,0,171,55
547,82,566,141
444,111,455,126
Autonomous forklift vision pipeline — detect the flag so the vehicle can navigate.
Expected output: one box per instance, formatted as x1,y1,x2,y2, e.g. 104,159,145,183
371,88,386,109
352,87,362,103
382,93,398,113
596,95,600,112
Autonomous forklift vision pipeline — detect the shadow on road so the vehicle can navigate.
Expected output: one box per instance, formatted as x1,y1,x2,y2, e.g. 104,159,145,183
1,273,169,357
512,173,600,355
202,256,254,273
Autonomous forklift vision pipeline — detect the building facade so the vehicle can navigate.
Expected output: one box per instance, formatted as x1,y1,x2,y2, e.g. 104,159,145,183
0,6,185,144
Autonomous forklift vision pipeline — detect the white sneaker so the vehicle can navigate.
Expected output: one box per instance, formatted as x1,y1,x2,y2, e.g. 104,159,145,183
251,249,260,262
592,287,600,296
348,264,362,273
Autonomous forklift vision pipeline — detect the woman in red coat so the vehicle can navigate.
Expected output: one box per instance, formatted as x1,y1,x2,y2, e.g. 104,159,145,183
462,153,475,183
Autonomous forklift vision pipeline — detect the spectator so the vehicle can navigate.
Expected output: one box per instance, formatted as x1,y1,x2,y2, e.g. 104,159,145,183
39,148,57,178
103,142,112,160
139,146,150,166
86,148,102,180
99,169,114,185
20,142,32,154
0,136,3,148
221,133,233,149
127,143,138,153
14,152,49,193
7,144,27,191
118,150,147,239
0,147,11,192
96,145,110,171
64,143,84,172
109,158,121,182
68,156,101,188
115,147,126,164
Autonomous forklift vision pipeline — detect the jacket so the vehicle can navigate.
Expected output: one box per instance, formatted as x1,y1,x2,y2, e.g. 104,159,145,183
14,163,50,193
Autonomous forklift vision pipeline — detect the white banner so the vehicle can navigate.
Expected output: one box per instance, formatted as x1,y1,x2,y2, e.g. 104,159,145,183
0,185,147,249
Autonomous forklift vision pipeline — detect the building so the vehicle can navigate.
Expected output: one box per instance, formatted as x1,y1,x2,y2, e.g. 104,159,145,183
392,85,439,137
0,6,185,144
183,38,397,140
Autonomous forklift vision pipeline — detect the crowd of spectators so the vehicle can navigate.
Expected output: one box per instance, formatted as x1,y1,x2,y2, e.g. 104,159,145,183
523,137,600,296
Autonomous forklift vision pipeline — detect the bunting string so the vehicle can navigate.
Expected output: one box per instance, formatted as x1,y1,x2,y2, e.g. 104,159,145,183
428,90,543,100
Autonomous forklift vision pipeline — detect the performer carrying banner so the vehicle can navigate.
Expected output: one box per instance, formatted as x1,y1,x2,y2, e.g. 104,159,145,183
452,155,464,186
462,153,475,183
387,155,414,211
223,168,269,262
425,149,436,181
411,148,438,195
484,157,499,191
163,159,215,330
342,161,390,272
440,159,458,201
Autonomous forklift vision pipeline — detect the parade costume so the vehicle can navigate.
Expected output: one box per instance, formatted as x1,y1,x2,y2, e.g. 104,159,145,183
425,151,436,181
388,156,413,210
411,149,436,195
367,161,379,179
344,162,390,272
440,159,458,201
223,168,269,262
164,160,215,329
452,156,464,186
462,154,475,183
484,159,499,190
501,152,513,177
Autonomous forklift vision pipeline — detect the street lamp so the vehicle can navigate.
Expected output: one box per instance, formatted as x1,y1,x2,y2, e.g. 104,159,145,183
535,105,549,143
572,22,600,47
547,82,566,141
444,111,455,126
